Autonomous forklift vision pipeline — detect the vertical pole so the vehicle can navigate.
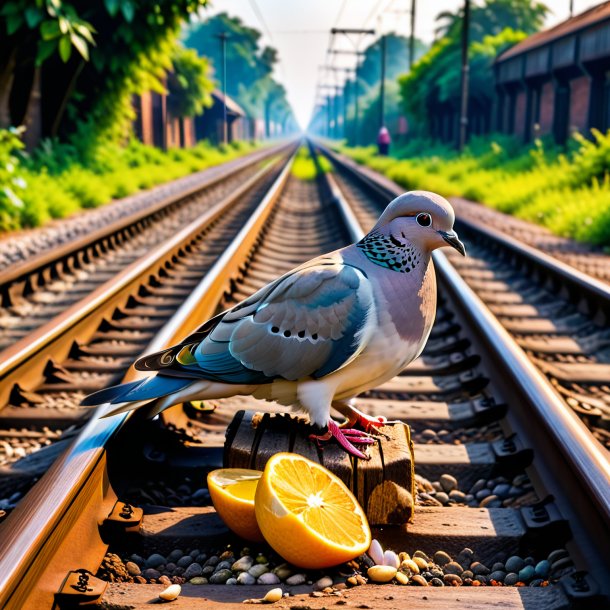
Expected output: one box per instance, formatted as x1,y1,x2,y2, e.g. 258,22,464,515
380,35,387,128
409,0,416,69
458,0,470,150
219,32,228,145
569,0,574,17
327,95,332,138
343,80,349,140
354,76,359,145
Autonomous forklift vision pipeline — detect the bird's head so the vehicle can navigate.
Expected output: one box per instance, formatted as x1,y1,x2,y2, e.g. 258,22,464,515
370,190,466,257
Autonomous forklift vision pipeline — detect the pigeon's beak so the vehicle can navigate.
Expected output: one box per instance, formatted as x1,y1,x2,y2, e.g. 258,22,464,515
438,230,466,256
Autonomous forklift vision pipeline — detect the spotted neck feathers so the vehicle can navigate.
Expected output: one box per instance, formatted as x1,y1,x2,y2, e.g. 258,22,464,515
357,231,423,273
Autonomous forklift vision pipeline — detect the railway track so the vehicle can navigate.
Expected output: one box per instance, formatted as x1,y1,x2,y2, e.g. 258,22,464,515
0,146,295,521
0,144,608,609
322,146,610,450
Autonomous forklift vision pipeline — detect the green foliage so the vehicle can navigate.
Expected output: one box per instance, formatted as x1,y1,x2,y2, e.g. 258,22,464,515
0,129,258,231
291,147,328,181
167,46,214,118
339,130,610,247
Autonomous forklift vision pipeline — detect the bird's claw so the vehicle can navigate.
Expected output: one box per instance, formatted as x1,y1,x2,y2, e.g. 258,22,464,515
309,420,372,460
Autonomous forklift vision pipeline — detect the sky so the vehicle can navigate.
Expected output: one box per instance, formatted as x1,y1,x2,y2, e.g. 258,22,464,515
198,0,603,128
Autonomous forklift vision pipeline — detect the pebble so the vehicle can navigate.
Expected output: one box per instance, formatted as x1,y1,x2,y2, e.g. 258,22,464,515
395,572,409,585
443,562,463,575
158,584,181,601
367,566,397,583
470,479,486,494
449,490,466,503
491,563,505,573
430,578,444,586
286,574,306,586
480,495,501,508
226,578,237,585
504,573,519,586
167,549,183,562
476,489,492,501
146,553,166,568
131,554,145,565
143,569,161,580
401,559,420,574
413,557,428,571
263,588,283,603
383,550,400,569
177,556,193,568
202,566,214,577
413,550,431,562
435,492,450,505
461,570,473,580
471,562,490,575
551,557,573,573
248,564,269,578
232,556,254,572
518,566,535,583
443,574,462,586
429,569,443,580
216,560,232,571
492,483,511,498
475,575,487,585
505,556,525,573
205,556,220,567
489,571,506,582
433,551,452,566
209,569,233,584
158,576,172,586
237,572,256,585
315,576,333,590
273,565,292,580
368,539,384,565
535,560,550,579
530,578,544,587
183,563,203,580
190,549,201,558
456,548,474,568
125,562,141,576
440,474,458,493
258,572,280,585
410,574,428,586
255,554,268,564
190,577,208,585
548,549,568,563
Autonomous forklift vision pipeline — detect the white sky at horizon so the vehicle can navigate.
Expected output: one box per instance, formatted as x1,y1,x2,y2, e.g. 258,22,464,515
199,0,603,128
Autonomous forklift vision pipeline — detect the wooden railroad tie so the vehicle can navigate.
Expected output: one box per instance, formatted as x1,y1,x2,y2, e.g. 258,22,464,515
224,410,415,525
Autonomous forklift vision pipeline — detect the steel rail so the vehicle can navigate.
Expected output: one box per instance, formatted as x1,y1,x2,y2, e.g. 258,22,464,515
318,140,610,592
0,142,291,307
0,150,298,610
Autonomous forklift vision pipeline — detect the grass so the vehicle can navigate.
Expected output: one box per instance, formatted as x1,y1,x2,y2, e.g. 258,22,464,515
291,146,331,181
338,131,610,247
0,137,259,232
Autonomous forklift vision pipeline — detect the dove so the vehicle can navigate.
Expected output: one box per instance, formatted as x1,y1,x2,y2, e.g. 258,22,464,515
82,190,465,459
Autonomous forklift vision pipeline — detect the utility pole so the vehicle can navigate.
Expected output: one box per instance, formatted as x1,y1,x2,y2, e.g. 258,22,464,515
458,0,470,151
215,32,229,145
409,0,416,69
569,0,574,17
380,35,387,129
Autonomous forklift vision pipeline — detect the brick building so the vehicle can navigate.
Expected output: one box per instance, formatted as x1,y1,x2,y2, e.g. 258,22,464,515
495,2,610,143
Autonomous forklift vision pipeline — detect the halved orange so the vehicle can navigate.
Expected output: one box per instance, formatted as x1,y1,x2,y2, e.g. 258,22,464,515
207,468,264,542
254,453,371,569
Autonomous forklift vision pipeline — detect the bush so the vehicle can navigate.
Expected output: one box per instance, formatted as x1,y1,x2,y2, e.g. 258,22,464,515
338,130,610,247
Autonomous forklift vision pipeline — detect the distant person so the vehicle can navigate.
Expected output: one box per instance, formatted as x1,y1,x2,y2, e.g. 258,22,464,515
377,126,391,156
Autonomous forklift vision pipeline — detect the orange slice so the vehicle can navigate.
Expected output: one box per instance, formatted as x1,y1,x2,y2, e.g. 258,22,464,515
254,453,371,569
207,468,264,542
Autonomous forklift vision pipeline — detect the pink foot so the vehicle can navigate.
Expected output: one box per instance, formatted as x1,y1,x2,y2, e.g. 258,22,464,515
309,420,374,460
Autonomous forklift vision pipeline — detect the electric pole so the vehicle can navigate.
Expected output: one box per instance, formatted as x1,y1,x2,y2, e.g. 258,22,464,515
380,35,387,129
409,0,416,69
458,0,470,151
570,0,574,17
215,32,229,145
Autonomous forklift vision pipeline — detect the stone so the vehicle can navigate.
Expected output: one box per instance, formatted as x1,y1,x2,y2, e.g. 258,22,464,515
449,490,466,503
255,554,268,564
248,564,269,578
209,569,233,584
430,578,444,587
534,560,550,579
130,554,145,566
443,574,462,586
505,556,525,573
286,574,306,586
237,572,256,585
226,578,237,585
202,566,214,577
547,549,568,563
443,562,463,575
456,548,474,569
195,554,207,565
504,573,519,586
439,474,458,493
469,479,487,494
167,550,183,563
551,557,573,573
177,556,193,568
216,561,232,571
165,563,177,573
232,556,254,572
173,567,185,577
475,489,491,501
433,551,452,566
263,589,283,603
204,556,219,567
530,578,544,587
401,559,419,574
413,550,431,562
183,563,203,580
125,562,141,577
395,572,409,585
368,539,384,566
474,575,487,585
158,584,181,601
383,550,400,569
461,570,474,580
410,575,428,586
413,557,428,571
480,496,502,508
435,492,450,505
146,554,166,569
518,566,535,583
158,576,172,586
143,569,161,580
367,566,397,583
491,563,505,573
190,577,208,585
429,570,443,580
258,572,280,585
315,576,334,590
489,571,506,582
190,549,201,559
492,484,511,498
273,565,292,580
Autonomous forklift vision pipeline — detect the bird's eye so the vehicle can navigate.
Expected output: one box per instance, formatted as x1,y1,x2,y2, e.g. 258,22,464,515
416,212,432,227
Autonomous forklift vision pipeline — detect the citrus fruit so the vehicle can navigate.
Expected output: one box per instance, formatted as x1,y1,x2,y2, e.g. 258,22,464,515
254,453,371,569
207,468,264,542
